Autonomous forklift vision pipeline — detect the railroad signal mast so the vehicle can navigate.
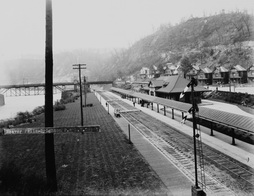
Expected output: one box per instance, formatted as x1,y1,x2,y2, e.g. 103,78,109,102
190,77,206,196
73,64,86,126
181,78,206,195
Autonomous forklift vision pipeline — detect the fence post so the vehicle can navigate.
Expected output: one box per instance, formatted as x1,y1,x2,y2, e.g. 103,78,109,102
210,122,214,136
231,128,236,145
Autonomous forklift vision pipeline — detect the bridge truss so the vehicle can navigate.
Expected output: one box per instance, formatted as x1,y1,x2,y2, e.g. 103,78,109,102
0,81,113,97
0,84,67,97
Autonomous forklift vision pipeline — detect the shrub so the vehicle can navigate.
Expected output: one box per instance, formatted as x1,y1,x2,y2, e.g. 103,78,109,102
32,106,45,116
15,111,32,123
54,100,66,111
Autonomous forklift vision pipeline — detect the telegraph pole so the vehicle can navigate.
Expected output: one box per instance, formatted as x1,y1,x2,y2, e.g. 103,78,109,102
73,64,86,126
84,76,87,107
45,0,57,191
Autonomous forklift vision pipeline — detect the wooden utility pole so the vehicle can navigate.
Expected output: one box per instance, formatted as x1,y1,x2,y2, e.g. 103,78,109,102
84,76,87,107
45,0,57,191
73,64,86,126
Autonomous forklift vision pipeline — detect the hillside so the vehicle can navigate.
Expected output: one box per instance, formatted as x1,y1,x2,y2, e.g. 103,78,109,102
2,11,254,84
97,11,254,81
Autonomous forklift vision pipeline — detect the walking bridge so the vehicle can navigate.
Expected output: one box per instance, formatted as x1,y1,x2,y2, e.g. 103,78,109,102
0,81,113,96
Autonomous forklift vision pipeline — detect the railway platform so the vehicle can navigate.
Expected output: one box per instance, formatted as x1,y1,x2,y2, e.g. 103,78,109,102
116,92,254,169
96,92,196,196
96,90,254,195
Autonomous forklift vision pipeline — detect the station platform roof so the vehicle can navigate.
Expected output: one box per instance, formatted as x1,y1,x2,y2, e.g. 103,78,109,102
111,87,254,133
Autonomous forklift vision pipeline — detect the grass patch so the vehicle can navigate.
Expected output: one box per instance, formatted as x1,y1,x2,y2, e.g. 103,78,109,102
0,93,168,195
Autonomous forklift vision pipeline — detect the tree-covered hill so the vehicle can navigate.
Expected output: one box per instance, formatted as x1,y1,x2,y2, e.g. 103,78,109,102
2,11,253,85
97,11,254,81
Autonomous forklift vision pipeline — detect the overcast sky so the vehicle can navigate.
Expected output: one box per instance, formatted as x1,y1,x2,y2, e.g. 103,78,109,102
0,0,253,63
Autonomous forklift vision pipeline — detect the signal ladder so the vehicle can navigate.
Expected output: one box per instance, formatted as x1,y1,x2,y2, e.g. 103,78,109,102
196,122,206,190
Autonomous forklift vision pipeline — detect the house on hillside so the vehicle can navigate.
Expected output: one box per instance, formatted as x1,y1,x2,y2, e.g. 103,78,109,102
139,67,151,79
212,66,229,85
247,65,254,83
131,78,150,93
197,67,213,85
164,63,179,76
150,65,161,78
155,75,210,103
186,65,200,80
231,65,247,84
229,67,241,84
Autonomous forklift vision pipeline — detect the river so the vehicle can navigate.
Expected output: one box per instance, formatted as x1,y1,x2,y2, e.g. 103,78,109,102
0,94,61,121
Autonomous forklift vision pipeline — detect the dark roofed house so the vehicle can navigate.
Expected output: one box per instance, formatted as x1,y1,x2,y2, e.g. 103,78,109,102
197,67,213,85
247,65,254,83
232,65,247,84
156,75,210,104
186,65,200,80
229,67,241,84
212,66,229,85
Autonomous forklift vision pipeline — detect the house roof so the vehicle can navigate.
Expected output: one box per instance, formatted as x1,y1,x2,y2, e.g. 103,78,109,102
234,65,246,71
156,75,209,94
219,66,228,72
193,65,200,70
201,67,213,73
156,76,176,82
148,80,164,87
214,66,228,73
249,66,254,71
132,78,151,84
168,65,178,70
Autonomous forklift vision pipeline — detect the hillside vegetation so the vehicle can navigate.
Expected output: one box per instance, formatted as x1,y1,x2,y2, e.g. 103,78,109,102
3,11,253,84
97,11,254,81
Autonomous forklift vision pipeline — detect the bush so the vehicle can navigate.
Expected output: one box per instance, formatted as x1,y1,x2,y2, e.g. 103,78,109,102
60,91,79,104
15,111,32,123
54,100,66,111
32,106,45,116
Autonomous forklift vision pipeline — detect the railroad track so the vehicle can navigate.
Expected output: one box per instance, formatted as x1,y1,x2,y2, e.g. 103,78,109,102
131,111,254,195
122,112,234,195
99,92,254,195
